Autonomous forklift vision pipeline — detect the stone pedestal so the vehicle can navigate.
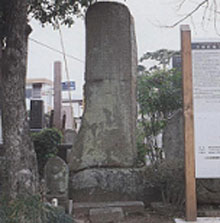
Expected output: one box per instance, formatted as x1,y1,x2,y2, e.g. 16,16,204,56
69,168,160,205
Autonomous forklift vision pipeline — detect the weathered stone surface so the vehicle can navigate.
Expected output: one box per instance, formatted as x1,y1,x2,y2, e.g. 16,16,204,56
69,168,160,204
197,179,220,204
163,109,220,204
73,201,145,219
69,2,138,171
61,106,76,130
64,129,77,144
198,209,220,217
57,143,72,163
0,156,7,196
30,100,44,130
53,61,62,130
163,109,184,160
44,156,69,209
89,207,124,223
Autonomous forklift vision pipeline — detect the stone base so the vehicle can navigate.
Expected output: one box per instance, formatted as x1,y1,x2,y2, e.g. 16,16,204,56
73,201,144,219
175,218,220,223
69,168,160,205
89,207,124,223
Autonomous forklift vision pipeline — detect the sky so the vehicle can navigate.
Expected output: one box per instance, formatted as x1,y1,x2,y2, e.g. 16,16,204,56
27,0,220,98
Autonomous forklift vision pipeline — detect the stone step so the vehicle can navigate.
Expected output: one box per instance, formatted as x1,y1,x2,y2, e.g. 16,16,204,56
73,201,145,219
198,210,220,217
90,207,124,223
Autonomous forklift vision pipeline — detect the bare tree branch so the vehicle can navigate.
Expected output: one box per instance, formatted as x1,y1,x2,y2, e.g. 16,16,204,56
164,0,209,28
177,0,188,11
213,0,220,35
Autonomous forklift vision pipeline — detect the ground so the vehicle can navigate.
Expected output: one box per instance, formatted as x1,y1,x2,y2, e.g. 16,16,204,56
121,206,182,223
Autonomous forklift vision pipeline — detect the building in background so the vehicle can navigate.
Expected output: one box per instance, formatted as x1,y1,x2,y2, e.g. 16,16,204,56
26,78,53,114
0,77,83,144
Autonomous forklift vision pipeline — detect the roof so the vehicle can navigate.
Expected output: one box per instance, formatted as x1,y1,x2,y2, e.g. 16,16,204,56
26,78,53,86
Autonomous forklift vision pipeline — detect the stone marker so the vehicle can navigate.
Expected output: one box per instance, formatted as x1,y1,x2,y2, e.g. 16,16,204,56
53,61,62,130
67,2,160,204
163,109,184,160
89,207,124,223
44,156,69,209
64,129,77,145
163,109,220,204
29,100,44,130
73,201,145,219
69,1,138,171
61,106,75,130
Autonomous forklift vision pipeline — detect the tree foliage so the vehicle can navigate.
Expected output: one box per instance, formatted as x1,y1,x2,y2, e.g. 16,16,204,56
32,128,63,177
27,0,96,27
137,49,182,164
0,0,96,43
0,194,74,223
140,49,179,70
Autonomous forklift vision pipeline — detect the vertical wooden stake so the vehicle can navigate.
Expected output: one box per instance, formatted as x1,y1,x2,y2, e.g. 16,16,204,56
181,25,197,222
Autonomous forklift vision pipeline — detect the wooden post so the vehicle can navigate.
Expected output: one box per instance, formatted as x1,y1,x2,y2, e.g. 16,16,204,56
181,25,197,221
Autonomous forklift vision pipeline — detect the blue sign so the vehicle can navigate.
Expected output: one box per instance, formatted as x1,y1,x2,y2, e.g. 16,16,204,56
62,81,76,91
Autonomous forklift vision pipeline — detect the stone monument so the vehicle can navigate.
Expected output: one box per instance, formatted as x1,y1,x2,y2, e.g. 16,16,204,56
68,2,149,203
69,1,137,171
29,100,44,130
53,61,62,130
44,156,69,209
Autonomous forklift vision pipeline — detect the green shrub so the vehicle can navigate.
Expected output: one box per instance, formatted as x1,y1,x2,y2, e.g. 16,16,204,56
145,160,185,208
32,128,63,177
0,195,73,223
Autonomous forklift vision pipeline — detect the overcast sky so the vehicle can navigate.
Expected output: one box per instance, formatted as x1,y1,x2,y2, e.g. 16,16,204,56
27,0,220,98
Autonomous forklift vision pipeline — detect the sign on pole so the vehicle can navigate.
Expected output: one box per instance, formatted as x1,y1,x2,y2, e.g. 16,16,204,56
181,25,197,222
62,81,76,91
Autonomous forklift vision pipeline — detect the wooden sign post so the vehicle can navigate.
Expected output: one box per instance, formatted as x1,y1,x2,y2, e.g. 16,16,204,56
181,25,197,221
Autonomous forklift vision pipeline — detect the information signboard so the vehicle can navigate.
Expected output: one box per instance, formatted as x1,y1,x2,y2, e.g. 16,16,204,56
192,41,220,178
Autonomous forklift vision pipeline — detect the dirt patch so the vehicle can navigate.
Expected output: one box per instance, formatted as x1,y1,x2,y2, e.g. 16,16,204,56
122,203,184,223
73,203,184,223
122,209,179,223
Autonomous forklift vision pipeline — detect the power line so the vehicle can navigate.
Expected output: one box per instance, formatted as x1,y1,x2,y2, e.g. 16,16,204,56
29,37,85,64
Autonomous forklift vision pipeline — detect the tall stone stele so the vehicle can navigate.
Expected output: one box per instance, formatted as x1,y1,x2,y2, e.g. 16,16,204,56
69,2,138,171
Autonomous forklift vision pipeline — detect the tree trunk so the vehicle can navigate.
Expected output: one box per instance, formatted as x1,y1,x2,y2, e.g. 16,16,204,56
0,0,39,199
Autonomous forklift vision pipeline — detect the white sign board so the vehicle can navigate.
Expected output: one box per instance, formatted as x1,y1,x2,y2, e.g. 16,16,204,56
192,42,220,178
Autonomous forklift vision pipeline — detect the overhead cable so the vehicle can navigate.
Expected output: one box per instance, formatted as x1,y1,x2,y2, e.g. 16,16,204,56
29,37,84,64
